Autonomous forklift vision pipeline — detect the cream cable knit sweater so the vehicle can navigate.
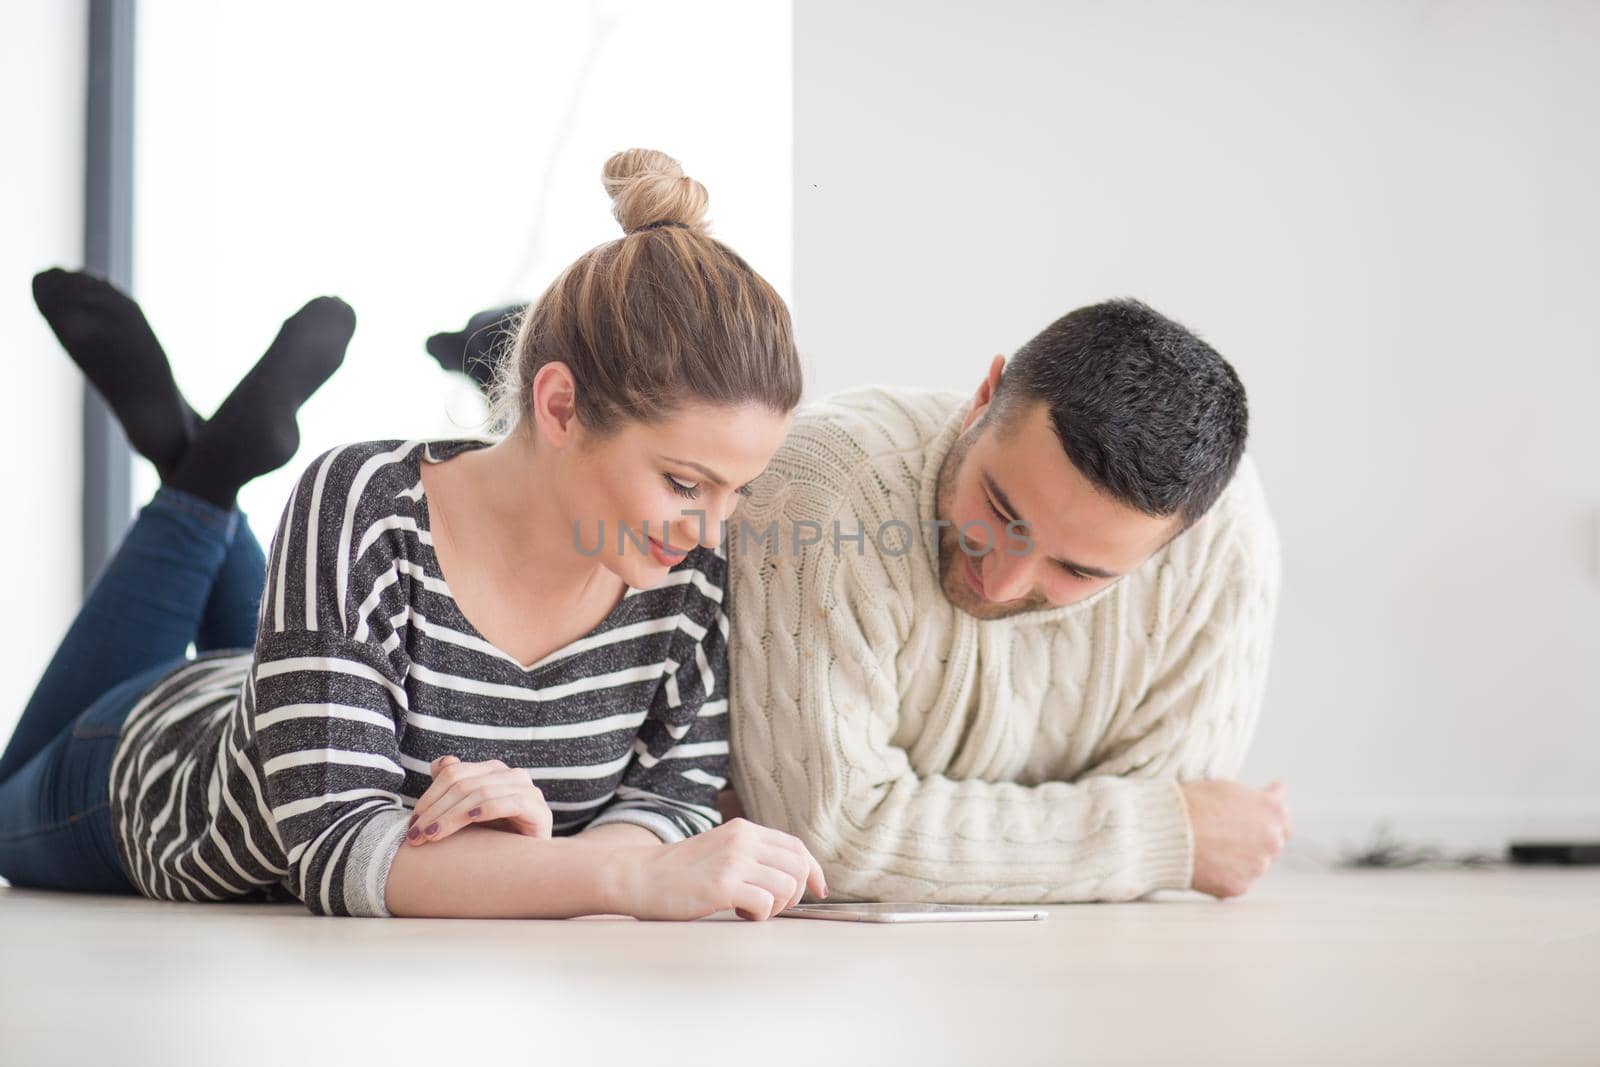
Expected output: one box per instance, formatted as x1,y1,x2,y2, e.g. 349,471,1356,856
727,387,1281,903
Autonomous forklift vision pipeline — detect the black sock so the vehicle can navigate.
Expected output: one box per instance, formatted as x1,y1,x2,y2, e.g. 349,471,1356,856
167,296,356,509
32,268,199,480
425,303,523,395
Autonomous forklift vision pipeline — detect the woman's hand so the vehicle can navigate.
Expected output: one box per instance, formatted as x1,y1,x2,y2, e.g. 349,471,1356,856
406,755,553,846
613,818,828,921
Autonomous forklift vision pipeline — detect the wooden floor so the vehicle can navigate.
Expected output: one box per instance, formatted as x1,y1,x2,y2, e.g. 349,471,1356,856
2,867,1596,1066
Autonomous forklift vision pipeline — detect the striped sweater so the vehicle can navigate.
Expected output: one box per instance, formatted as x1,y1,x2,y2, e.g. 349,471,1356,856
109,439,730,916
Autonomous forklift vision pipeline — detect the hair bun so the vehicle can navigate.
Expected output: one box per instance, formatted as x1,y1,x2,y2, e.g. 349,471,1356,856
602,148,710,235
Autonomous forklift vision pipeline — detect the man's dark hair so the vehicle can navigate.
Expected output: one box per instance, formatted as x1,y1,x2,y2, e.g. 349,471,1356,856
989,298,1248,527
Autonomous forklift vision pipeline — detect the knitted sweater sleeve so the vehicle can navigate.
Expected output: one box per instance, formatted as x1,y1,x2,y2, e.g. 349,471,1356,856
728,411,1280,904
1088,467,1282,791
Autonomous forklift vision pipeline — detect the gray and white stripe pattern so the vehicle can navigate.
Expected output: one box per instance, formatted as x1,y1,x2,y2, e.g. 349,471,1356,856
109,439,730,916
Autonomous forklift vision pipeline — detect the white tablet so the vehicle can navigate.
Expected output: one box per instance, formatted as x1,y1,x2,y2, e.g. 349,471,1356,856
780,902,1048,923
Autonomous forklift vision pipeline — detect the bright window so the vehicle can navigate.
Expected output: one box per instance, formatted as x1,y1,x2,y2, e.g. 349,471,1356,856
133,0,793,539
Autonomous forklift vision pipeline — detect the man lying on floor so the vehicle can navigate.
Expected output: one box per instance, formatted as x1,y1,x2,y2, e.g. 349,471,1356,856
723,299,1288,903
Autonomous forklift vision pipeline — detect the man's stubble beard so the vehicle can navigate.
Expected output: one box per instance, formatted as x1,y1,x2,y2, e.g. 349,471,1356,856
933,423,1050,621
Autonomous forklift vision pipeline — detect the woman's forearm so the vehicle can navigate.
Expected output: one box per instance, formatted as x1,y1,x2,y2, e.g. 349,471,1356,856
576,821,667,847
384,824,645,918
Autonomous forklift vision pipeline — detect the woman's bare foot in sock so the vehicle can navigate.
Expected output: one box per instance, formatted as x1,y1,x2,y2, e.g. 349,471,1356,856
167,297,356,509
32,268,199,479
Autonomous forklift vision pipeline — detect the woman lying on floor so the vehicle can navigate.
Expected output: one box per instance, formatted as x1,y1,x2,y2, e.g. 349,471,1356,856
0,148,825,919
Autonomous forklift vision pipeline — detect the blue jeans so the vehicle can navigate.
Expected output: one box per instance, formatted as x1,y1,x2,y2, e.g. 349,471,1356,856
0,488,265,893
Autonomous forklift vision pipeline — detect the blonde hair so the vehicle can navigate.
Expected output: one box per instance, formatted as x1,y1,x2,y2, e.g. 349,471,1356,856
490,148,801,436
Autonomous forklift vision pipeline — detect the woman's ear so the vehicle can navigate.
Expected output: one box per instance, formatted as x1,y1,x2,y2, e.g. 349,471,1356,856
530,362,581,446
962,354,1007,432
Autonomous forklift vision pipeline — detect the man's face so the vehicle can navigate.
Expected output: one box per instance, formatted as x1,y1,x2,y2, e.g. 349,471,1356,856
934,377,1182,620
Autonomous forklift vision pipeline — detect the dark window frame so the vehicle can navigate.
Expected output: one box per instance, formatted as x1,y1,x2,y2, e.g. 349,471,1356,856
81,0,136,590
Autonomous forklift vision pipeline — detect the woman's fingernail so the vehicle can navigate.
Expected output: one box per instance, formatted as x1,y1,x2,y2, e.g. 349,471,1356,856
425,822,440,836
468,807,482,819
407,826,421,841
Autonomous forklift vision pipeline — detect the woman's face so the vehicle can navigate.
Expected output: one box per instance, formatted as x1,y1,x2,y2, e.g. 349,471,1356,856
559,400,793,589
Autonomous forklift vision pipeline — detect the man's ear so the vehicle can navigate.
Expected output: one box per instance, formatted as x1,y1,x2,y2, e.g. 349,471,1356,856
961,354,1008,432
530,361,581,447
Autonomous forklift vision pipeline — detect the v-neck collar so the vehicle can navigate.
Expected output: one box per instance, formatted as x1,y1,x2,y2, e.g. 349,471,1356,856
412,439,630,674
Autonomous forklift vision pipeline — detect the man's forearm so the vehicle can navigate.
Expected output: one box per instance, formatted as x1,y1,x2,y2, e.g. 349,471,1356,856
749,770,1194,904
384,824,644,918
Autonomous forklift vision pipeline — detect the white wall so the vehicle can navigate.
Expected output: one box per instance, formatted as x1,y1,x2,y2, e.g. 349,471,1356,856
794,1,1600,850
0,1,85,749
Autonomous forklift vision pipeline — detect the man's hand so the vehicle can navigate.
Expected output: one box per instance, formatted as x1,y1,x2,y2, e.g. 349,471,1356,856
1180,779,1292,898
